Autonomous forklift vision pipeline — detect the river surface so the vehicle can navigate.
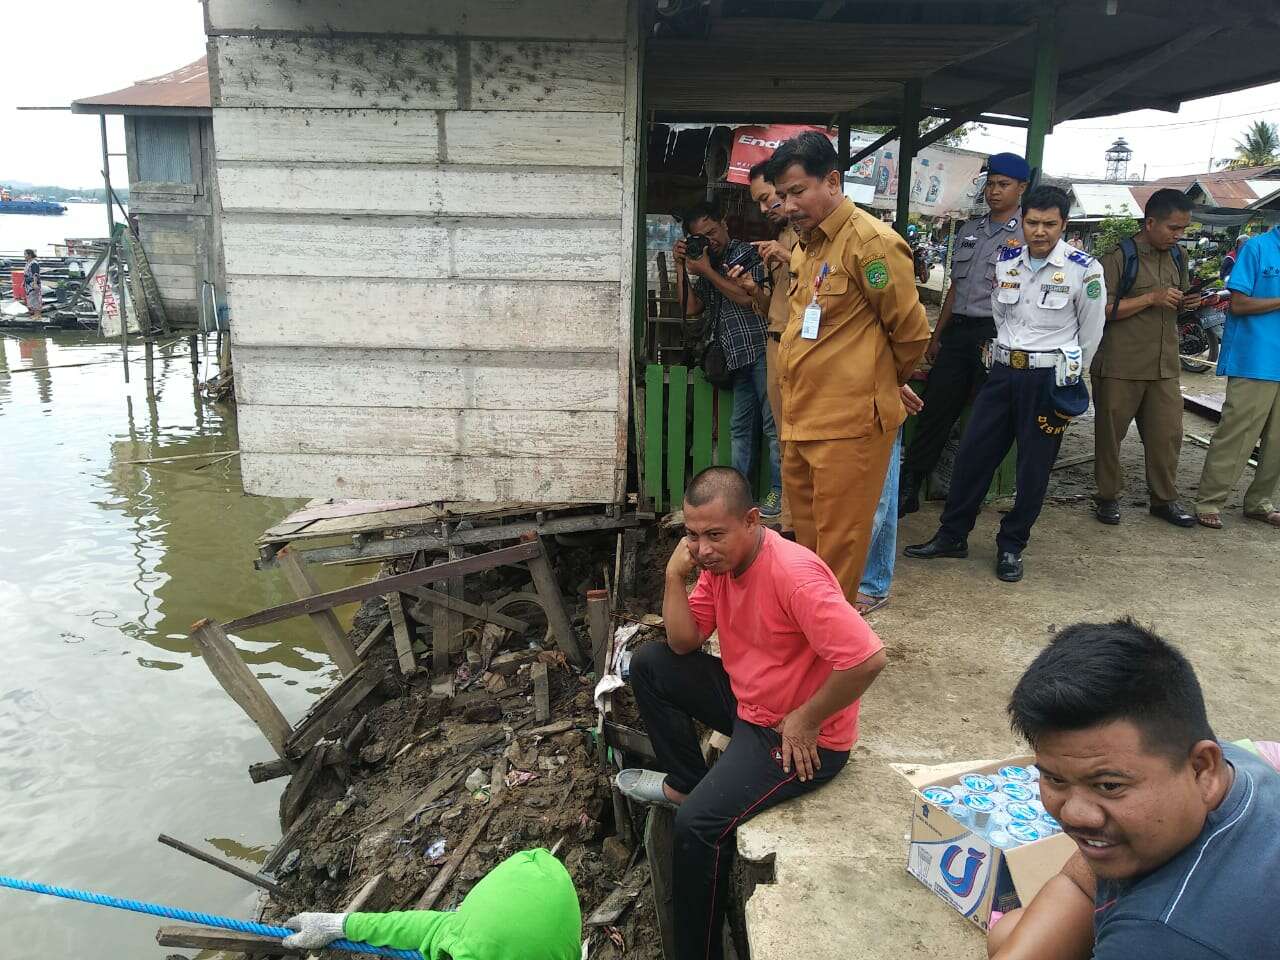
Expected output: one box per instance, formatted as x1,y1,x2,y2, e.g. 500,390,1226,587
0,202,117,256
0,331,357,956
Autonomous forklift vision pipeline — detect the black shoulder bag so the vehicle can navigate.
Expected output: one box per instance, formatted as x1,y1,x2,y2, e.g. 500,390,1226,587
684,266,734,388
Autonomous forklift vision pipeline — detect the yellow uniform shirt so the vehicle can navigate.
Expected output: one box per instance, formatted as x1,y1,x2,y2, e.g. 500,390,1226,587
780,198,930,441
766,226,799,334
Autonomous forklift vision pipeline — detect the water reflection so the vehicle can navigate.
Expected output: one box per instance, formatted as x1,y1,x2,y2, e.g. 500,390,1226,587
0,330,359,957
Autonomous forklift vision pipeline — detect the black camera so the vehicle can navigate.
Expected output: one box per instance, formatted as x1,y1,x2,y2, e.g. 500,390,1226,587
723,244,762,274
684,234,709,261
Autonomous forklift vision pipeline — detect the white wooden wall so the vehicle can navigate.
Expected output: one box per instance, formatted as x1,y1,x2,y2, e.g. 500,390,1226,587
204,0,640,502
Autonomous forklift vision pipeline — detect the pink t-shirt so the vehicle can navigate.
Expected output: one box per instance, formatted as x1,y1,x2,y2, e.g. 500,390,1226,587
687,528,883,750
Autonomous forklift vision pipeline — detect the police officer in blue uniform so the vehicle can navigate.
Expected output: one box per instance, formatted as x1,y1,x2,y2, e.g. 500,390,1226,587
905,186,1106,582
899,153,1029,515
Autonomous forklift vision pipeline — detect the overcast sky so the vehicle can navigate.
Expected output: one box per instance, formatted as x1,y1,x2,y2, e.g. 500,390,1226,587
1,1,1277,188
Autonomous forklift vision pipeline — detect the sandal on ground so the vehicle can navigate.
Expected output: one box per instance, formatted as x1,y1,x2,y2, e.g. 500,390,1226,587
855,594,890,616
1196,513,1224,529
616,768,676,807
1244,510,1280,528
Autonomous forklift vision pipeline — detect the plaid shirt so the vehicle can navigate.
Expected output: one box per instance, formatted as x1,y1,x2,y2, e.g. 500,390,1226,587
692,239,769,372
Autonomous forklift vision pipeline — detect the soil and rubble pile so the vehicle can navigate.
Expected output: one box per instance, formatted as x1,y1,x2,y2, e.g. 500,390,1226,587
258,538,670,959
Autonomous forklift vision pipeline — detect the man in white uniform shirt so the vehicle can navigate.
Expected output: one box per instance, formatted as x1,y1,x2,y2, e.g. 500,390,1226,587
906,185,1105,582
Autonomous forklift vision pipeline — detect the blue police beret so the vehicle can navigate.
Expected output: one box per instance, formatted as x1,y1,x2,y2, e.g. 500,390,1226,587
986,152,1030,181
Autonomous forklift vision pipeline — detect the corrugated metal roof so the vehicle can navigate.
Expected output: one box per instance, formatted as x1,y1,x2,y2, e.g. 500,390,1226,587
71,57,210,113
1070,182,1141,219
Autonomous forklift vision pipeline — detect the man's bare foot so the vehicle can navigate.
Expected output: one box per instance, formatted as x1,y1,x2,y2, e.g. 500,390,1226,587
662,781,688,806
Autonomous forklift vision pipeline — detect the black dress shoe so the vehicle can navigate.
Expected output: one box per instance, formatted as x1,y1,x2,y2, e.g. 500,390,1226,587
898,470,922,517
1150,501,1196,528
904,531,968,559
1094,498,1121,525
996,551,1024,582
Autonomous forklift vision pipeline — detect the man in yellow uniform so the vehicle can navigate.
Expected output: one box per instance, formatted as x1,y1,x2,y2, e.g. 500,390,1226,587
766,132,930,599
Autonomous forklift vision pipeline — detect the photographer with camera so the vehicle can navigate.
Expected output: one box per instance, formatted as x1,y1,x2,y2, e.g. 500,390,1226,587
674,200,782,519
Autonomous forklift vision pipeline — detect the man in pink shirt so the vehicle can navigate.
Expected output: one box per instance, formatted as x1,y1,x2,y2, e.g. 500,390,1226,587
617,467,886,960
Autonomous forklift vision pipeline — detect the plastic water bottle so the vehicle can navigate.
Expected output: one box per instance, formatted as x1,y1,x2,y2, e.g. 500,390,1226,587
1007,822,1043,844
958,792,997,830
1037,811,1061,834
986,829,1018,850
998,764,1035,783
998,781,1035,803
960,773,998,795
1005,801,1040,823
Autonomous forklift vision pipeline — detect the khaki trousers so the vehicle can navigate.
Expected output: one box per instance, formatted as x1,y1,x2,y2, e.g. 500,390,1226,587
1092,375,1184,505
1195,376,1280,515
784,427,896,603
765,336,793,529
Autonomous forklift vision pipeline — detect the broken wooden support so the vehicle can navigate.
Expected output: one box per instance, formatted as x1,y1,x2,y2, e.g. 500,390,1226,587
225,541,542,634
445,544,466,665
157,833,280,894
612,783,636,849
587,879,643,927
604,720,658,765
286,662,382,756
620,527,642,604
644,806,678,960
191,619,293,758
355,617,391,659
262,799,323,874
430,557,454,674
276,548,358,675
405,586,529,633
279,743,327,830
586,589,611,678
415,808,496,910
248,757,295,784
385,592,417,676
531,661,551,722
519,533,586,667
156,925,299,955
490,755,509,799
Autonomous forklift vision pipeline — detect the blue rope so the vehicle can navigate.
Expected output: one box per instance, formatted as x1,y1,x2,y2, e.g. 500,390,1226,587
0,874,420,959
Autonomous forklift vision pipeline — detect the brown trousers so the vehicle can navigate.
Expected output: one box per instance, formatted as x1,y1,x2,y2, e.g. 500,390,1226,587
765,335,793,530
784,427,895,602
1092,375,1183,505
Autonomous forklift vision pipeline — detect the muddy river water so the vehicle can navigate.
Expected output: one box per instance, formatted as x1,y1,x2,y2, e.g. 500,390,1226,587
0,331,355,956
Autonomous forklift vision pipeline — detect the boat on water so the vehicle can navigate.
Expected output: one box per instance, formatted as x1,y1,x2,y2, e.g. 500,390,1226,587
0,188,66,216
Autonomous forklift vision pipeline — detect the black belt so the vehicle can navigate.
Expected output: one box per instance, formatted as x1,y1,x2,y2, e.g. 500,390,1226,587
952,313,993,324
767,330,782,342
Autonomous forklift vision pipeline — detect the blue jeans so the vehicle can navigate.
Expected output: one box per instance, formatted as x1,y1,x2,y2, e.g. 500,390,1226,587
731,351,782,495
860,428,902,598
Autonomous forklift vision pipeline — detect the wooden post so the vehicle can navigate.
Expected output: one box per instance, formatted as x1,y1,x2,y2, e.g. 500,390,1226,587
520,534,587,667
531,661,551,722
1025,4,1059,175
645,806,678,960
445,543,465,657
276,548,358,676
188,334,199,380
895,79,922,237
385,592,417,676
157,833,279,894
587,589,611,678
190,619,293,758
430,557,452,675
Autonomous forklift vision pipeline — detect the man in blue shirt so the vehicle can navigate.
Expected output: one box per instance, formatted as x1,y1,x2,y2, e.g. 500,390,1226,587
1194,226,1280,529
986,619,1280,960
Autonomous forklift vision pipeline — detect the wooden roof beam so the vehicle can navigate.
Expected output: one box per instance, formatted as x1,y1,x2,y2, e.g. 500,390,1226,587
1054,25,1230,123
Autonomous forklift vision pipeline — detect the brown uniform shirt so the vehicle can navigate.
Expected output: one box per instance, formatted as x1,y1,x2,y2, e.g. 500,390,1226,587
779,198,930,441
1093,236,1190,380
766,226,799,334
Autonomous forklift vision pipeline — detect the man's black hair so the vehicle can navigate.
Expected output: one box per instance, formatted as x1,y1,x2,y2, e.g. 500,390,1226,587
1145,188,1193,222
684,466,754,516
1008,618,1216,766
748,160,772,182
765,131,838,183
1022,185,1070,221
23,248,35,258
681,199,722,235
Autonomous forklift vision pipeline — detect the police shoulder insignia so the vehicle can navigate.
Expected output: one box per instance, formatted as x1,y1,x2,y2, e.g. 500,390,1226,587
1086,279,1102,299
1067,249,1094,268
865,259,889,289
998,243,1023,262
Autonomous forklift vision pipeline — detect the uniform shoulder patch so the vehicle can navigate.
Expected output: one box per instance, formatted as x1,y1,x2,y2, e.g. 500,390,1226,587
1086,278,1102,299
864,258,889,289
998,243,1023,262
1067,249,1094,268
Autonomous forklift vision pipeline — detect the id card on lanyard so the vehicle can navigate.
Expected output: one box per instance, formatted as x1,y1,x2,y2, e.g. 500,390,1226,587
801,262,830,339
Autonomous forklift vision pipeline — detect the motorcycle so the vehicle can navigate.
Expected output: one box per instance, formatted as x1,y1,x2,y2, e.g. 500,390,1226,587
1179,278,1230,373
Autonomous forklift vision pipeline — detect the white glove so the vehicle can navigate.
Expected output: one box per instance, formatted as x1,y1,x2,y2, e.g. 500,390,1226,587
282,912,349,949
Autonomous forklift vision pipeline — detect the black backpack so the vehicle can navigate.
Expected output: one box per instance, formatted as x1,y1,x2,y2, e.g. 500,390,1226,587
1110,236,1185,321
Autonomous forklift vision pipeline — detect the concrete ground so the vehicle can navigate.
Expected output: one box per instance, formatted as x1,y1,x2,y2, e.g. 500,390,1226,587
739,371,1280,959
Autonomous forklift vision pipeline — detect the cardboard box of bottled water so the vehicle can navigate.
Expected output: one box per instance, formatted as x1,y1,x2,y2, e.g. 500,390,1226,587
904,755,1077,930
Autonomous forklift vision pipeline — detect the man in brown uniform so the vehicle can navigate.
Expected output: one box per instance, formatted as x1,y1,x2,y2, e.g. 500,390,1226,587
1093,189,1200,527
767,132,930,599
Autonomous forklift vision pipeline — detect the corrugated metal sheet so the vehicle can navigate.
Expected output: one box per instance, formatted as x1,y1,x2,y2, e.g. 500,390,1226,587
1070,182,1141,219
136,118,193,183
73,57,210,112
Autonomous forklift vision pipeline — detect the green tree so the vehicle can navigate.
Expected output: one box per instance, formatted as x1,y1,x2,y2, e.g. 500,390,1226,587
1221,120,1279,170
1091,205,1140,256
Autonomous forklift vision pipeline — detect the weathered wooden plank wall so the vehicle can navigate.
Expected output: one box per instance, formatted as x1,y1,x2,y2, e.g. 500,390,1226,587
207,0,638,502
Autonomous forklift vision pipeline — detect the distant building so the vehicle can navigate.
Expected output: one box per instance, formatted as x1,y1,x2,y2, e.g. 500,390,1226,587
71,57,224,331
1131,164,1280,211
